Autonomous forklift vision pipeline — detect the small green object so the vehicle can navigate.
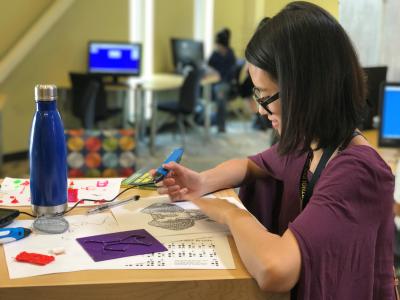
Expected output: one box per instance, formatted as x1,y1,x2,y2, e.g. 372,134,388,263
121,169,157,190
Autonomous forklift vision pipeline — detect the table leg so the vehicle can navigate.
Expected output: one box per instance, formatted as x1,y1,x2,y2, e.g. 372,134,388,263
134,87,143,141
140,89,147,140
150,91,157,154
203,84,212,140
121,90,128,128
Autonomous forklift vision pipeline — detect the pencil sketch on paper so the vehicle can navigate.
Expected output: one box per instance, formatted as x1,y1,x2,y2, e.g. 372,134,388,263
111,196,230,236
68,214,116,233
140,203,209,231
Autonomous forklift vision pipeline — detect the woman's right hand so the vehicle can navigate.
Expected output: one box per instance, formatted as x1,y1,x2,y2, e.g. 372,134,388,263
151,162,204,201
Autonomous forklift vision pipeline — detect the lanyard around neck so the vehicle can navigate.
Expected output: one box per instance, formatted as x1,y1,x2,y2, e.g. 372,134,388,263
299,131,361,211
299,146,336,211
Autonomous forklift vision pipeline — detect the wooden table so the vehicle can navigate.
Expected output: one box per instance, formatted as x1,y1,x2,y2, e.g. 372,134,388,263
0,187,288,300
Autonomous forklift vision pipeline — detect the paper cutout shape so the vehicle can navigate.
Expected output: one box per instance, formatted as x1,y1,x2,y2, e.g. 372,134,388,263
15,251,55,266
76,229,167,262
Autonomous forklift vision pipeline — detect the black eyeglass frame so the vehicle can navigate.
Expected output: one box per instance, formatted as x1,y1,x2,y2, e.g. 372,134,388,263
252,87,280,115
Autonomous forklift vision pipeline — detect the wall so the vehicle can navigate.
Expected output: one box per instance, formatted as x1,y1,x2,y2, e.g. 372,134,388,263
340,0,400,81
339,0,382,66
381,0,400,80
153,0,340,71
0,0,129,154
264,0,338,18
153,0,194,73
213,0,250,59
0,0,53,58
212,0,338,60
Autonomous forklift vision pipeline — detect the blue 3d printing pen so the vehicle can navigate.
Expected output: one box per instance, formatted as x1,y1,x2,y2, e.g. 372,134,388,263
0,227,32,244
153,147,184,183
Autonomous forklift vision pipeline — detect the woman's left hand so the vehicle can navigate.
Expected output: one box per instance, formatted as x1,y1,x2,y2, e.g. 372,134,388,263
191,197,245,225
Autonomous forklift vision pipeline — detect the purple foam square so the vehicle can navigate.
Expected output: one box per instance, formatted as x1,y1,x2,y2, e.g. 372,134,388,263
76,229,167,262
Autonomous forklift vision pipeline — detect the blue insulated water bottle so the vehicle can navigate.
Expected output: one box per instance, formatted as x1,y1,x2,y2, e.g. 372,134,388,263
30,84,68,216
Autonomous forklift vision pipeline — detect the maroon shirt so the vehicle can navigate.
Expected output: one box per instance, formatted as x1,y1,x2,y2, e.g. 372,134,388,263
241,144,395,299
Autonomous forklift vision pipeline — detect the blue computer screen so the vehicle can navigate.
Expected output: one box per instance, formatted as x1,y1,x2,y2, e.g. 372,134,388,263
88,42,141,76
381,85,400,139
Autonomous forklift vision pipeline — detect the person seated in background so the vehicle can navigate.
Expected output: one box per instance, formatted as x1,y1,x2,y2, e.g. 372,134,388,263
209,28,236,82
208,28,236,133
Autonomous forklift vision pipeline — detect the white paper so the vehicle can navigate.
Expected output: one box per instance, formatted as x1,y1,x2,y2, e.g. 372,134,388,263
111,195,230,237
0,177,122,207
200,194,248,211
87,233,235,270
3,214,120,279
3,214,235,279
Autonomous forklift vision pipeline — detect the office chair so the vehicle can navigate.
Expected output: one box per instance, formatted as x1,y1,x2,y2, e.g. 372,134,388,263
69,73,122,129
228,59,246,99
157,68,203,144
226,60,252,120
361,66,388,130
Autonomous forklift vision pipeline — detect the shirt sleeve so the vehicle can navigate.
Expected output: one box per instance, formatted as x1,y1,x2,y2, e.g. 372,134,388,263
395,163,400,203
239,144,288,232
248,143,287,180
208,51,217,69
288,151,394,298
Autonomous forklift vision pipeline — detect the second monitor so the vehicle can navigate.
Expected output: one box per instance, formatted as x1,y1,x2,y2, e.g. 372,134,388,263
171,38,204,74
379,82,400,148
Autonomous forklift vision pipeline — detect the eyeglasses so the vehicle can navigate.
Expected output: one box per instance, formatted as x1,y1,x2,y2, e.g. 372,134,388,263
252,87,280,115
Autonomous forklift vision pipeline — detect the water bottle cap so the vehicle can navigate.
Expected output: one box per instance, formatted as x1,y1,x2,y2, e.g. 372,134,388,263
35,84,57,101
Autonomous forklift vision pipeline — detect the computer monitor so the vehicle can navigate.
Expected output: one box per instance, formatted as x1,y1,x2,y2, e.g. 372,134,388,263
378,82,400,147
87,41,141,79
171,38,204,74
361,66,388,130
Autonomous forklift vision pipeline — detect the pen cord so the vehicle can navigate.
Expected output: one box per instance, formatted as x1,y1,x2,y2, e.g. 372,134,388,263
16,183,152,219
19,211,36,218
62,185,139,215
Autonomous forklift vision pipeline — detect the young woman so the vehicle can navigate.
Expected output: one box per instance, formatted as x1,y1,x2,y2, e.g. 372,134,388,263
155,2,395,299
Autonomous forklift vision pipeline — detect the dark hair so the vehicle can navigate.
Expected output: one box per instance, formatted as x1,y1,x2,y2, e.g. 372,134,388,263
245,2,366,155
256,17,271,30
216,28,231,47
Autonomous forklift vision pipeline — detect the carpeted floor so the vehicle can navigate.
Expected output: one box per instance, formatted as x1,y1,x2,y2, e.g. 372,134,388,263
1,120,274,178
